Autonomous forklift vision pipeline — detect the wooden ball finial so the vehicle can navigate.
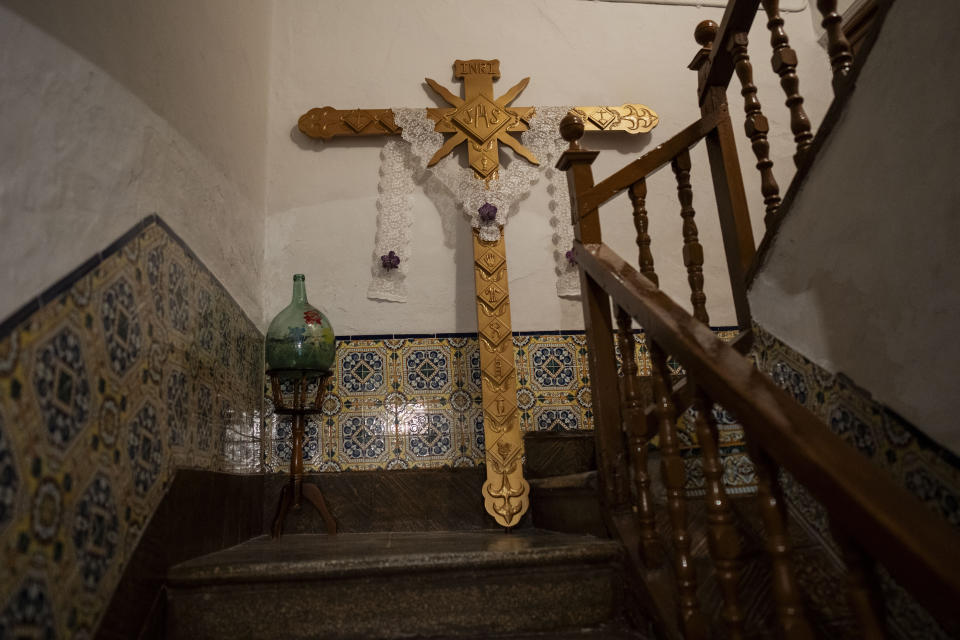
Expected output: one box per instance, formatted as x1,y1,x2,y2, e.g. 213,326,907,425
559,113,585,147
694,20,718,48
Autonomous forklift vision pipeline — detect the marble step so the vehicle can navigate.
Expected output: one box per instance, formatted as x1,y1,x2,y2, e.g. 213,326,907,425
166,529,631,640
265,431,598,536
263,468,518,535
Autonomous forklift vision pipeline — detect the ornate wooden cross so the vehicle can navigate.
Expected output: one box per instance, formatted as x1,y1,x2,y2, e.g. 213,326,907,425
298,59,657,527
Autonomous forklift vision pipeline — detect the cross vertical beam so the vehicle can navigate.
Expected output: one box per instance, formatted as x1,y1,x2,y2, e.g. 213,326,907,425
473,228,528,525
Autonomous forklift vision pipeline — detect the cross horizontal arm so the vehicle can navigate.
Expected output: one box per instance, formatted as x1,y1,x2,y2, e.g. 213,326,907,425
298,107,401,140
298,104,659,141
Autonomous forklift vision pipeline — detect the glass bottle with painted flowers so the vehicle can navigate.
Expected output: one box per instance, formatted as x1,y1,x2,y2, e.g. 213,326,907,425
265,274,335,373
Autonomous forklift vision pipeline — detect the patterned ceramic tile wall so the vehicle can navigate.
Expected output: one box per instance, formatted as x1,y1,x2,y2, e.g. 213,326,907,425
0,217,263,638
751,322,959,639
751,323,959,527
263,328,756,495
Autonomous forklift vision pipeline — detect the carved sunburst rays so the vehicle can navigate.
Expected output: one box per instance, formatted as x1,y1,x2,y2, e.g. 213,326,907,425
423,75,539,180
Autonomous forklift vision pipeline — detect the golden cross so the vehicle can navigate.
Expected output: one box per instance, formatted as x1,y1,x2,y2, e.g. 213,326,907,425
297,59,658,528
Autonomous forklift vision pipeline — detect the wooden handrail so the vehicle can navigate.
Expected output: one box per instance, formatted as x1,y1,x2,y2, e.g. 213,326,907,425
573,239,960,630
577,112,724,215
557,4,919,635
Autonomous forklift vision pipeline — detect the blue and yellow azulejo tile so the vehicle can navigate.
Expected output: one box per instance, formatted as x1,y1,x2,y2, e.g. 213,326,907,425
751,322,960,529
0,217,264,637
265,328,753,491
337,343,387,395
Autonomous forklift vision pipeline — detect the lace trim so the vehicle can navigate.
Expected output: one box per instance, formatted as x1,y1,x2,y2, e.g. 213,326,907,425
367,138,415,302
367,107,579,302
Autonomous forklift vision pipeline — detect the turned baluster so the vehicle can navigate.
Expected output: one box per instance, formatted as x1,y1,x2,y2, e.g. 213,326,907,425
760,0,814,164
728,31,782,228
692,388,745,638
670,149,709,325
747,441,815,639
817,0,854,85
629,179,658,286
649,341,708,639
831,524,888,638
615,306,659,564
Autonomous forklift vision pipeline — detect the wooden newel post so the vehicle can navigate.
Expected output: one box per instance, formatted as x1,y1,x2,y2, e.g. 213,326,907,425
557,115,631,513
691,20,756,329
268,370,338,538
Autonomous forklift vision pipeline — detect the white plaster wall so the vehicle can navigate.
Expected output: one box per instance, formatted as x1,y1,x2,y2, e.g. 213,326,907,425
264,0,832,335
0,2,270,323
749,1,960,453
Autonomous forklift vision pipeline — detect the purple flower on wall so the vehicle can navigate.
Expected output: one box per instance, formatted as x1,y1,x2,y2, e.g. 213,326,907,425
381,251,400,270
478,202,498,223
565,248,577,265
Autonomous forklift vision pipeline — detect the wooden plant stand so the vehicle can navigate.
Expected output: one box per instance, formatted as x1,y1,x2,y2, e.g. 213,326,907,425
268,371,337,538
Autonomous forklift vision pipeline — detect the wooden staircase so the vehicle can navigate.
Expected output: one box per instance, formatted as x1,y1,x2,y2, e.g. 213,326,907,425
162,438,649,639
118,3,960,638
556,0,960,638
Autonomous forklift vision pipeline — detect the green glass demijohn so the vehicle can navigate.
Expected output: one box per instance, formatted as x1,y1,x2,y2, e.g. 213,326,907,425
265,274,336,373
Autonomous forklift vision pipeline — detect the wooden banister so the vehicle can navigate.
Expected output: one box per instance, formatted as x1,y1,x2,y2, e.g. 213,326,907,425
570,239,960,631
554,4,938,635
577,112,723,215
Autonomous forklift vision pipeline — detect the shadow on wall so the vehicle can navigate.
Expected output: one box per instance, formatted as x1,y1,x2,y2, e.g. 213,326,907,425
0,0,271,203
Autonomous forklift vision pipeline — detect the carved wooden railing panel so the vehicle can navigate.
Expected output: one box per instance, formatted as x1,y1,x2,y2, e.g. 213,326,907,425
689,0,864,234
554,231,960,639
555,7,960,635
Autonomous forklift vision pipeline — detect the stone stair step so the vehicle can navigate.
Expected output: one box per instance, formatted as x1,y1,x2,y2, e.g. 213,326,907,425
166,529,630,640
264,468,518,535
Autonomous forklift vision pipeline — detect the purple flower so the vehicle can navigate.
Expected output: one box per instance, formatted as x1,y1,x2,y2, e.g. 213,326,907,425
478,202,498,223
565,249,577,265
381,251,400,270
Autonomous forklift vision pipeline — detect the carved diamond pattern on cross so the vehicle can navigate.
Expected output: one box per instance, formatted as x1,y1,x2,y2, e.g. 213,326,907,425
477,247,505,275
482,352,514,387
481,318,510,347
